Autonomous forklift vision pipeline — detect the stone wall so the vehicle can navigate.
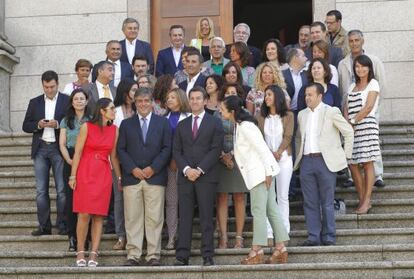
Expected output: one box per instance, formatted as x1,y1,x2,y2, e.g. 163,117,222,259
314,0,414,121
4,0,150,131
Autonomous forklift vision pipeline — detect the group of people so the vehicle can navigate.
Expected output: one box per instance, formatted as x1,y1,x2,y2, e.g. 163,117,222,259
22,9,386,267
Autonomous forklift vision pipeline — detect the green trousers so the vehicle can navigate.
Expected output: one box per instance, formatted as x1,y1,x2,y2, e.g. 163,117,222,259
250,180,290,246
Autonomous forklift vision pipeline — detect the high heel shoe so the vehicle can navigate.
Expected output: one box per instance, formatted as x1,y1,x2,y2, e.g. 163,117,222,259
265,246,288,264
234,235,244,249
241,248,264,265
68,236,77,252
75,251,86,267
87,251,99,267
355,205,371,215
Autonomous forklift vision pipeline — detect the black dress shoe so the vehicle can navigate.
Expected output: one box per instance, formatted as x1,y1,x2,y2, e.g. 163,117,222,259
301,239,319,246
68,236,77,252
343,179,354,188
322,240,336,246
202,256,214,266
123,258,140,266
147,258,161,266
374,179,385,188
31,228,51,236
174,258,189,266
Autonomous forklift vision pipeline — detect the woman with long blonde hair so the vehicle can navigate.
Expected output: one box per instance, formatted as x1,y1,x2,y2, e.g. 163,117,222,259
190,17,216,62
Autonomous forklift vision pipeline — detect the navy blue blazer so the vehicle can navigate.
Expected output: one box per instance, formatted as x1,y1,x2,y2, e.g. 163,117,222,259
178,74,207,93
91,60,134,83
22,93,70,158
305,44,343,68
282,68,308,101
155,47,185,77
117,113,172,187
173,113,224,184
119,39,154,74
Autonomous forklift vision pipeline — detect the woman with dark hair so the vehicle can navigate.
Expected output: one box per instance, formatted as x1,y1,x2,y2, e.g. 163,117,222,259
69,98,122,267
153,74,178,115
205,74,224,114
164,88,191,249
230,42,255,87
262,39,288,70
59,89,89,252
257,85,294,238
345,54,381,214
221,96,289,265
312,40,338,86
222,61,251,98
114,79,138,127
297,58,342,111
62,59,93,95
219,83,245,101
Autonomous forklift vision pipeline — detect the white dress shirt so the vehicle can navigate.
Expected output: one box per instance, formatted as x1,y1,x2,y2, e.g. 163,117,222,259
42,94,58,142
183,110,206,175
304,102,323,155
264,114,289,160
109,59,121,87
172,45,184,67
125,38,137,64
137,111,152,129
186,72,202,96
96,80,113,100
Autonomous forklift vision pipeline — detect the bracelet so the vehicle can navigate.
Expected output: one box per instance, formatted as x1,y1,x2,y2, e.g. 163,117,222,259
118,176,122,180
69,176,76,180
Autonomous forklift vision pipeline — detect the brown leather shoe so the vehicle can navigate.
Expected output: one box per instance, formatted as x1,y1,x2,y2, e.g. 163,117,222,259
112,238,126,250
147,258,161,266
265,247,288,264
241,248,264,265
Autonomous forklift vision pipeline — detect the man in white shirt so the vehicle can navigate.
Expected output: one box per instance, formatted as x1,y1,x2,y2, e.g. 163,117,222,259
22,71,70,236
294,83,353,246
178,49,206,97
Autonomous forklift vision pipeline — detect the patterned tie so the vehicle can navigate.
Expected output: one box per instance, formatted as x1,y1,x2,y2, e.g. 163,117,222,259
103,85,111,99
142,117,148,143
192,116,199,139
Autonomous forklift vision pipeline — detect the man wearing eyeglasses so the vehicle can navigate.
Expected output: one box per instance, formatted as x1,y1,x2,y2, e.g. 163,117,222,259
325,10,350,57
203,37,229,75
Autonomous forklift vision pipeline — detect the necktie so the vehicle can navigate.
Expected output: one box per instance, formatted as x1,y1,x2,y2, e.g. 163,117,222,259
192,116,199,139
142,117,148,143
103,85,111,99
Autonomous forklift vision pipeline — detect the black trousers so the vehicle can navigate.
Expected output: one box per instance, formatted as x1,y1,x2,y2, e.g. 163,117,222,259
176,181,216,260
63,148,77,238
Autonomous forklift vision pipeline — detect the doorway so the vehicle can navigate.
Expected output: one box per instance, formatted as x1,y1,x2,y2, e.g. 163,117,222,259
233,0,312,49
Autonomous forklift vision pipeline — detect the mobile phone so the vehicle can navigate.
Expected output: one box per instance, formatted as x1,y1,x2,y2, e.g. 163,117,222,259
44,119,50,122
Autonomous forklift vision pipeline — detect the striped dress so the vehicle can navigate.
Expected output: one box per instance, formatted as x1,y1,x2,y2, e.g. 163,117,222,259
347,79,381,164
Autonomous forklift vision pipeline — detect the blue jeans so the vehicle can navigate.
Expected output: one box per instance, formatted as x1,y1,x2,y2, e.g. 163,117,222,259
33,142,66,231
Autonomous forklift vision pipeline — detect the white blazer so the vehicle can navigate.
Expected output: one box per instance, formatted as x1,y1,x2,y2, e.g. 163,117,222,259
234,121,280,190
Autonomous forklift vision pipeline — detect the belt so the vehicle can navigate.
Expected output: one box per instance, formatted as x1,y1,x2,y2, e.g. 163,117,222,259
305,152,322,157
41,140,55,145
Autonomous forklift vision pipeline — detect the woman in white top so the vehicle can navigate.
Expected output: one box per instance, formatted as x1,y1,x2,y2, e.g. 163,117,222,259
257,85,294,237
312,40,338,86
221,95,289,265
113,79,138,127
62,59,93,95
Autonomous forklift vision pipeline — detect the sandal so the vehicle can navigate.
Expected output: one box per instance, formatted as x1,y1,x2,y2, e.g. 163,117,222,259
87,251,99,267
265,246,288,264
241,248,264,265
234,236,244,249
218,234,228,249
75,251,86,267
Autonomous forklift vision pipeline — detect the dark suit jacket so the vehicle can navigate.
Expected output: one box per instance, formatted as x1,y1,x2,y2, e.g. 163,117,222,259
117,114,172,187
297,83,342,112
173,113,224,184
155,47,185,77
305,44,343,68
82,82,117,114
22,93,70,158
119,39,154,74
224,44,262,68
178,74,207,93
282,68,308,100
91,60,134,83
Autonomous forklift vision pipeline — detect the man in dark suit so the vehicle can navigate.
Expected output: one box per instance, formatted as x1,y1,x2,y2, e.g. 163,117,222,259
155,25,186,77
305,21,343,68
22,70,69,236
91,40,134,87
284,25,311,52
84,61,116,114
117,87,171,266
224,23,262,68
178,49,206,96
173,86,224,266
119,17,154,74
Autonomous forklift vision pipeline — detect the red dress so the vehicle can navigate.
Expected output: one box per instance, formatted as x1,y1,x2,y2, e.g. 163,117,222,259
73,122,116,216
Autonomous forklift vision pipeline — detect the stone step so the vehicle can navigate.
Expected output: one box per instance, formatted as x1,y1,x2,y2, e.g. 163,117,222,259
380,137,414,150
382,160,414,172
335,185,414,200
1,212,413,234
0,160,33,172
0,228,413,251
0,244,413,267
0,261,413,279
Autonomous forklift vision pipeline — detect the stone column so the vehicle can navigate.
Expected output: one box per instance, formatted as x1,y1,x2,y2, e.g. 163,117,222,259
0,0,20,132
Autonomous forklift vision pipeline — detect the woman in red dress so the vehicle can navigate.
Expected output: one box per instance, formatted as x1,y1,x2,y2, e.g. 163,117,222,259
69,98,121,267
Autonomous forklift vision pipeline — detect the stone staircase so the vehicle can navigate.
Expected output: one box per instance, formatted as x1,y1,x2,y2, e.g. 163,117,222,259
0,121,413,278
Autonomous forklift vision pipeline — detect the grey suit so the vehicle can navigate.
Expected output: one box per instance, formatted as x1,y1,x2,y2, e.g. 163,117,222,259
82,82,116,114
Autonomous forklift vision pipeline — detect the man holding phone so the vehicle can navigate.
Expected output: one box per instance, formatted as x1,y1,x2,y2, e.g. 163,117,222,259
22,70,69,236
